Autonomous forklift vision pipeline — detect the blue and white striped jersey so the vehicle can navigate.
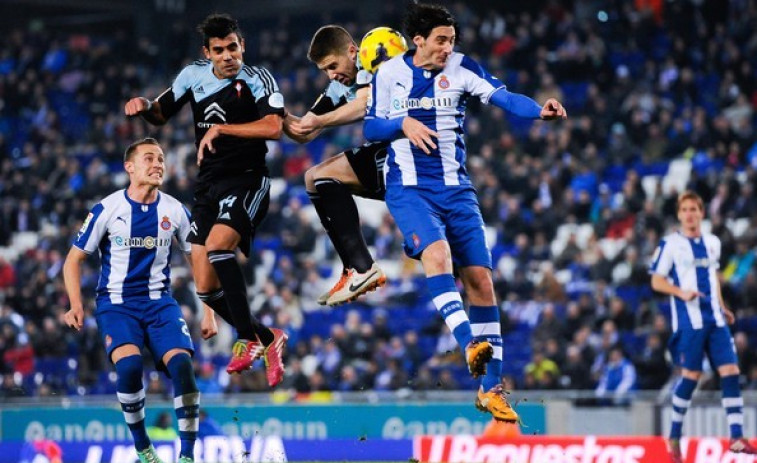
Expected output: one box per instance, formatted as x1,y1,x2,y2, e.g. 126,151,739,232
649,232,725,330
366,51,504,187
73,190,192,304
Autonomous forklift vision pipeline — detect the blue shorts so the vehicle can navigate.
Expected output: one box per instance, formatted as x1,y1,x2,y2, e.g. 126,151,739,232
668,324,737,371
385,185,491,268
95,296,194,370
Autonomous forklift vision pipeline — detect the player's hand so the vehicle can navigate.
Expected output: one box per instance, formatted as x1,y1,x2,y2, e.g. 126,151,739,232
197,125,221,166
678,289,704,302
64,305,85,331
201,311,218,340
402,117,438,155
540,98,567,121
124,97,151,116
723,308,736,325
297,113,323,134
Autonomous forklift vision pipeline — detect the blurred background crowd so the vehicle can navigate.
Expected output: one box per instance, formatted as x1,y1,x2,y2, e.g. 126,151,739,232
1,0,757,402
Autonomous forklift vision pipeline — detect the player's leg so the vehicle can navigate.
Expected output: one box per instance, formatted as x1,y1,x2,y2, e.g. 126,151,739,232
386,185,487,376
710,327,756,454
163,349,199,462
667,329,705,462
305,145,386,305
95,307,157,460
448,187,515,422
188,187,235,327
205,174,287,386
147,298,199,462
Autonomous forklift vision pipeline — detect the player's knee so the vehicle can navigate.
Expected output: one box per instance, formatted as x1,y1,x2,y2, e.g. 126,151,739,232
467,276,495,301
304,166,319,191
719,364,740,377
115,355,143,382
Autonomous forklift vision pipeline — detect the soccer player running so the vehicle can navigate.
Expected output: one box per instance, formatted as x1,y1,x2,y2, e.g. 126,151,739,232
124,14,287,386
284,25,396,306
650,191,756,462
363,3,566,421
63,138,199,463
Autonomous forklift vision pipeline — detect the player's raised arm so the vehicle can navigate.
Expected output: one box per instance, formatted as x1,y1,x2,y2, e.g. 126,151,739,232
124,96,168,125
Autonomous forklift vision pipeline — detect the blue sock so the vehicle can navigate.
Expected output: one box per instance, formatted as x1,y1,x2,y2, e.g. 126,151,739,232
427,274,472,349
167,354,200,459
469,305,502,391
115,355,150,452
670,377,697,439
721,374,744,439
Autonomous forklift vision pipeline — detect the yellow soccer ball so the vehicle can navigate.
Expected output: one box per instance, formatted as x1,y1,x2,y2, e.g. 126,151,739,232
359,27,408,73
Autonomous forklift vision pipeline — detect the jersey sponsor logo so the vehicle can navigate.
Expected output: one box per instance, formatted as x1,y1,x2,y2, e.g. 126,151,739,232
268,92,285,108
111,236,171,249
438,75,450,89
189,221,199,236
204,102,226,122
78,212,94,235
160,216,171,231
393,96,454,111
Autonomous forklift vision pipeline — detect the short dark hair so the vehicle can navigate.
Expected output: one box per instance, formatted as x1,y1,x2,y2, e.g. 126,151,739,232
307,25,354,63
124,137,161,162
403,3,457,40
197,13,242,48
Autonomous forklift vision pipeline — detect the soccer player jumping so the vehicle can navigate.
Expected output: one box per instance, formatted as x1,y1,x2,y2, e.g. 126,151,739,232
364,2,566,421
125,14,287,386
650,191,756,462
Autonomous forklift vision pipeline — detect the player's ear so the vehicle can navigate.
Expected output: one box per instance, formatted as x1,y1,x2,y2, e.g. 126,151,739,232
412,35,424,49
202,46,210,59
124,161,134,174
239,38,245,54
347,43,357,59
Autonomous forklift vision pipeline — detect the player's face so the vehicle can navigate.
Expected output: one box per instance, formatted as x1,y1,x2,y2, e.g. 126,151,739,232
204,33,245,79
677,199,703,232
316,44,358,85
126,145,165,188
414,26,455,70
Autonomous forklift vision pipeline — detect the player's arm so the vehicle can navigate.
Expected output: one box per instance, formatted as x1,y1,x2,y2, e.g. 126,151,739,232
62,246,89,331
649,240,702,301
716,274,736,325
308,87,370,130
124,96,169,126
197,114,283,165
650,274,702,301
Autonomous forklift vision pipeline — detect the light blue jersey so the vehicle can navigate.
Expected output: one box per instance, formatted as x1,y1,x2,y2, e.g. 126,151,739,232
73,190,191,304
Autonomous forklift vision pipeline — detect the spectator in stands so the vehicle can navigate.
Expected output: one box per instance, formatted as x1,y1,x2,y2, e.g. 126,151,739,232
633,333,670,390
595,345,637,405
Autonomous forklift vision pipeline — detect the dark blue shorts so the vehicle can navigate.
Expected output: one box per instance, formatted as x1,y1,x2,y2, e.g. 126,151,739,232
668,324,737,371
95,296,194,369
385,184,491,268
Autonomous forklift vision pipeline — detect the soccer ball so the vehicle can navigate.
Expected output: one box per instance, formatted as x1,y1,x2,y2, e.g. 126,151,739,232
359,27,408,73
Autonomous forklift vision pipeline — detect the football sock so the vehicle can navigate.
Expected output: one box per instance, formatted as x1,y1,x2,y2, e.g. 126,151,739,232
197,289,233,325
167,354,200,459
721,374,744,439
670,377,697,439
427,274,473,349
207,249,272,344
115,355,150,452
308,189,351,270
470,305,502,391
314,178,374,273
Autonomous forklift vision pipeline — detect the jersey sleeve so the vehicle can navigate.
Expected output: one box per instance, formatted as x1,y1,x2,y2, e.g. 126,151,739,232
72,203,107,254
244,66,286,118
459,55,506,104
649,239,673,276
310,83,346,116
156,65,194,120
175,205,192,254
365,66,390,121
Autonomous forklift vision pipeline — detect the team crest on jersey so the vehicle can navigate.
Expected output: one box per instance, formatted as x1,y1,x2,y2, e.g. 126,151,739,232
105,335,112,348
438,75,450,89
412,233,421,249
235,81,243,98
160,216,171,231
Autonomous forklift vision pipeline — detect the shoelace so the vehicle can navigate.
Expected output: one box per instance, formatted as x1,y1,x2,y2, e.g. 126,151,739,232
232,341,248,358
142,450,160,463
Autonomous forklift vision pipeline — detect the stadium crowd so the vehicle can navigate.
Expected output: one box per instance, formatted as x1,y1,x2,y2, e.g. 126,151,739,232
1,0,757,400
